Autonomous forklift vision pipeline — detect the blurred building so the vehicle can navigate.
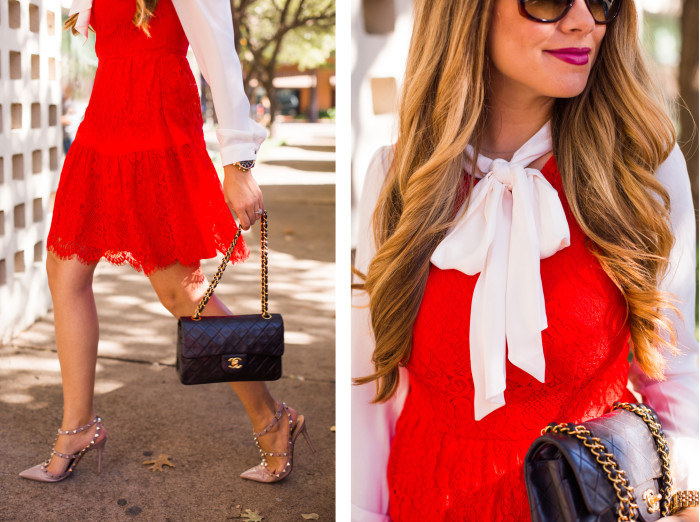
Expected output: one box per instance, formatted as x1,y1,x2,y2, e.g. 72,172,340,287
0,0,63,343
273,62,335,121
351,0,413,244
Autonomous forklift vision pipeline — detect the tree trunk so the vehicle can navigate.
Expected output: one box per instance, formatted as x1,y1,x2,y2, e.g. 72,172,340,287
679,0,699,215
262,77,278,133
308,69,319,122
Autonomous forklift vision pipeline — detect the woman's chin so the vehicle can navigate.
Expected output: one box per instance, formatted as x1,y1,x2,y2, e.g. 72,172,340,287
545,78,591,99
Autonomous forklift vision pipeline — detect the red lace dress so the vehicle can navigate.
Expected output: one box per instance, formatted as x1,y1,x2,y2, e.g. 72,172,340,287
47,0,248,275
386,156,638,520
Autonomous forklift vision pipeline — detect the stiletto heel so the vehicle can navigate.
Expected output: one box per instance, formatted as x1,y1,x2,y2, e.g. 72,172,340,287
95,438,106,474
301,425,316,453
240,402,314,483
19,415,108,482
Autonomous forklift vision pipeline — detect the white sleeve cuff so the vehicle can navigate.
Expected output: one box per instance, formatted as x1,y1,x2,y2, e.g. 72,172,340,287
667,433,700,491
351,503,392,522
217,122,268,165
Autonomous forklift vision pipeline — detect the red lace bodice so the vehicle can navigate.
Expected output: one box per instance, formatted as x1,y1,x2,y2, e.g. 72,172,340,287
386,157,637,520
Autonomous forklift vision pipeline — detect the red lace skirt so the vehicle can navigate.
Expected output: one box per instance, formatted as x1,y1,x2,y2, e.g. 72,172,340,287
47,52,248,275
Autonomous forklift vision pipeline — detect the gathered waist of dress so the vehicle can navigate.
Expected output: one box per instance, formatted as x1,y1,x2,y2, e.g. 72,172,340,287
97,46,188,60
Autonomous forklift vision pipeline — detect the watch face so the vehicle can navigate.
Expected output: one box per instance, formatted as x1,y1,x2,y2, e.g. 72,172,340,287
237,160,255,170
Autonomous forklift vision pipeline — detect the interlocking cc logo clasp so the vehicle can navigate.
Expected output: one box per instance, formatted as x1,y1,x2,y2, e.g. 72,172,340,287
227,357,243,369
643,489,662,513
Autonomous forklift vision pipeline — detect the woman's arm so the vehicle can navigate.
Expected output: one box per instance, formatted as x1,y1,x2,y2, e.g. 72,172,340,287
628,144,699,493
171,0,267,166
351,146,410,522
171,0,267,229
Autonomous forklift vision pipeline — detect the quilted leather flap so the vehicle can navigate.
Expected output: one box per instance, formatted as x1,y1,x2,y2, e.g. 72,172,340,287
528,409,662,517
581,409,662,489
177,314,284,359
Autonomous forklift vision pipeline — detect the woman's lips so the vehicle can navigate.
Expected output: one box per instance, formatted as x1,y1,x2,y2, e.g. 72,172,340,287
544,48,591,66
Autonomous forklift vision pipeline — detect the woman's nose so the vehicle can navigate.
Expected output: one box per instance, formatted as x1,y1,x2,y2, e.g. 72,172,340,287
559,0,597,33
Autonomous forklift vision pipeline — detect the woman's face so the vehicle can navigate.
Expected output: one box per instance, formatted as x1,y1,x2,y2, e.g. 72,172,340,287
488,0,609,100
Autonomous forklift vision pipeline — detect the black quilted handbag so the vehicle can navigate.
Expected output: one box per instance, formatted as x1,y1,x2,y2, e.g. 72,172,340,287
176,212,284,385
524,402,673,522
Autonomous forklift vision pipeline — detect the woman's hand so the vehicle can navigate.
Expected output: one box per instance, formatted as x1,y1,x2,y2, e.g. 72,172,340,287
661,506,699,521
222,163,263,231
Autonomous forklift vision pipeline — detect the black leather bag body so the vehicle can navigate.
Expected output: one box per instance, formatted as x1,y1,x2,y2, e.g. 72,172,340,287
176,212,284,385
524,402,672,522
177,314,283,384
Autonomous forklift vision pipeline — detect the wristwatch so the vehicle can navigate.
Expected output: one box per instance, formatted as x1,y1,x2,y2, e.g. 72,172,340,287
669,490,699,515
232,160,255,172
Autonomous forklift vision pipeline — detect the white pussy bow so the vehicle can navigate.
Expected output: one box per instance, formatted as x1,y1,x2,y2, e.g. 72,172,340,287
430,121,571,421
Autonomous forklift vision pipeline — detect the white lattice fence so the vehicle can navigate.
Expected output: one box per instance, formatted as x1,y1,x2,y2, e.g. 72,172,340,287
0,0,62,343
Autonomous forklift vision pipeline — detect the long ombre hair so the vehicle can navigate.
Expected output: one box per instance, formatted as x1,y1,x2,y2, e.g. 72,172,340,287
63,0,159,38
355,0,679,402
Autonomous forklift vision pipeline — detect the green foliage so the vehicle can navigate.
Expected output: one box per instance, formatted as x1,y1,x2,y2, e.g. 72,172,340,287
236,0,335,75
319,107,335,119
277,26,335,70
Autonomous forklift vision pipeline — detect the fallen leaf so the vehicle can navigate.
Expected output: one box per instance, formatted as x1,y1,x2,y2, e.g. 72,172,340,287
301,515,320,520
240,509,264,521
142,454,175,472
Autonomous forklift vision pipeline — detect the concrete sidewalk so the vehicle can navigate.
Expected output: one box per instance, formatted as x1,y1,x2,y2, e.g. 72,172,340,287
0,123,336,521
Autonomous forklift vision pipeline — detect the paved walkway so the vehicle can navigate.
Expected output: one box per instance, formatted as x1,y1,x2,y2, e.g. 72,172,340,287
0,122,335,521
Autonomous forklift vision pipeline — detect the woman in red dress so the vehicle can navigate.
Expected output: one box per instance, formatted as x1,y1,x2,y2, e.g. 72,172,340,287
19,0,308,484
351,0,698,520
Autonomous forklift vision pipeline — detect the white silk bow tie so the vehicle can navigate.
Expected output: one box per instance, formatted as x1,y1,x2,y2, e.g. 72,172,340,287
69,0,92,44
430,121,570,421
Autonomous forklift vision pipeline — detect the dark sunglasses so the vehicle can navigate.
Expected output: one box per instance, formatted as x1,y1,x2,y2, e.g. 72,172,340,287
518,0,621,24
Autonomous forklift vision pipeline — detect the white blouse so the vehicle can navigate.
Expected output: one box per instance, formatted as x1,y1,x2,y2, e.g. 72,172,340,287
351,143,699,521
68,0,267,166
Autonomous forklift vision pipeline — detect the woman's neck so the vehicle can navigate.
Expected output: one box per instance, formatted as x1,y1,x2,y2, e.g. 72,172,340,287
480,71,554,162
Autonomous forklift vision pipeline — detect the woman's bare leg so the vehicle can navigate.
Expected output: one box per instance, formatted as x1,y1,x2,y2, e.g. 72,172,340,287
43,251,105,474
148,261,294,473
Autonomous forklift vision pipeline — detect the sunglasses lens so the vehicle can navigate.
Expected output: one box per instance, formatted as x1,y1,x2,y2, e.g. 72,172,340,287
586,0,620,23
522,0,571,21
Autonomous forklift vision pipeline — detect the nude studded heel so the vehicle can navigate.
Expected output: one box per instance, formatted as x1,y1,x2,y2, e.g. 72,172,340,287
19,415,108,482
240,402,316,483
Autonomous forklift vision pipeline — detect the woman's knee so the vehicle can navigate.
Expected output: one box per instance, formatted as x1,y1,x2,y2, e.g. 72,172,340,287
46,251,96,293
154,287,197,317
148,264,206,317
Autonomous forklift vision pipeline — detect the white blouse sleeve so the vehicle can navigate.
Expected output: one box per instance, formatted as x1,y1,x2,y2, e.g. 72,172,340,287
171,0,267,165
628,143,700,491
351,146,410,522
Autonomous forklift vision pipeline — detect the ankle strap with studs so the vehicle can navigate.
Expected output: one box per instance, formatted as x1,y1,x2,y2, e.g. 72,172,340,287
58,415,100,435
254,403,290,438
40,415,103,477
252,403,294,478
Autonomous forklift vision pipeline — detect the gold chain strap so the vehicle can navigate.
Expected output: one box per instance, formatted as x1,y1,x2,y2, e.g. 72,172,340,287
541,402,673,521
542,422,638,520
260,210,270,319
613,402,673,516
192,211,270,321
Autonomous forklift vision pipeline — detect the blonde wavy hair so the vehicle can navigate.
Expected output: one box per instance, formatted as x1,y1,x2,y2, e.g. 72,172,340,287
355,0,680,402
63,0,159,38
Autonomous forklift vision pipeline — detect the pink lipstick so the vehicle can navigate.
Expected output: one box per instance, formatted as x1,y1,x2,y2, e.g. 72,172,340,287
544,47,591,66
